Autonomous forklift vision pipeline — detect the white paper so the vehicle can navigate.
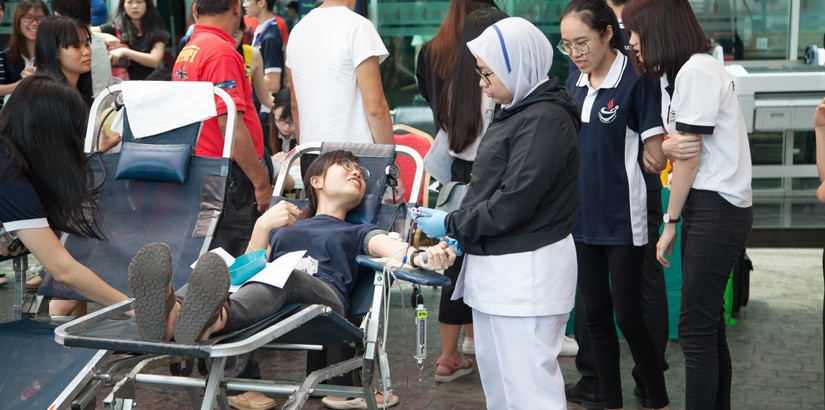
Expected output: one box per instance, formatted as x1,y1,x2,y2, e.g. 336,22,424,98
229,250,306,293
191,247,235,269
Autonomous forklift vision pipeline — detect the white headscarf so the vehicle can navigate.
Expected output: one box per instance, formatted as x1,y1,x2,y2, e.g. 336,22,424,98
466,17,553,108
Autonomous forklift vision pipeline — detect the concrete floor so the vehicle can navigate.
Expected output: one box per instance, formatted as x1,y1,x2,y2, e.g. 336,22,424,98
1,248,823,409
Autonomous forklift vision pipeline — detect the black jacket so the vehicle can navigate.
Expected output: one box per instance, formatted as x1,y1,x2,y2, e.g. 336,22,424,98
446,78,581,255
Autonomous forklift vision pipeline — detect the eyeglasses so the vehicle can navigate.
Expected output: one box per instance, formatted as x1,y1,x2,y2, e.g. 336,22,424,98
474,66,495,85
557,29,605,56
21,14,45,24
275,119,294,128
337,158,370,181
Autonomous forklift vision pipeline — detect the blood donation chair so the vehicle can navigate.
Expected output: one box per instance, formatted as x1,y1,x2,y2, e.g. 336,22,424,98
53,140,450,409
0,81,235,409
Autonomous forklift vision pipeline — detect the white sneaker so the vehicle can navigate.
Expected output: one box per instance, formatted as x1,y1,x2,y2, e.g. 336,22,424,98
461,337,475,355
560,335,579,357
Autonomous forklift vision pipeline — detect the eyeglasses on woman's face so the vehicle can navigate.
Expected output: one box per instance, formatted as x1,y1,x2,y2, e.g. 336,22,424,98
557,29,605,56
275,119,294,128
21,14,45,25
337,158,370,181
474,66,495,86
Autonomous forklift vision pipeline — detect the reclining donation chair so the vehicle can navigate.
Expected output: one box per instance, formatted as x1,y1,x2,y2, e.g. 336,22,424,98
0,81,235,409
55,140,450,409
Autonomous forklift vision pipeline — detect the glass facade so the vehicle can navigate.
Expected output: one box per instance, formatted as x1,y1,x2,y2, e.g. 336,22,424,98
372,0,824,228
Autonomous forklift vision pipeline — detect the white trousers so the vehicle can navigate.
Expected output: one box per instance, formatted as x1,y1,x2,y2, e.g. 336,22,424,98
472,310,569,410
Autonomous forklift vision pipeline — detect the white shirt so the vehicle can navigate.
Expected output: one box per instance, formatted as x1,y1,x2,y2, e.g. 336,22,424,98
91,34,113,95
660,53,752,208
458,235,577,317
285,6,388,144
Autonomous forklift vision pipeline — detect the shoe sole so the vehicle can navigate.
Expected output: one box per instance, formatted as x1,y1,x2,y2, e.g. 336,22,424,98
128,243,172,341
174,253,229,344
434,366,474,383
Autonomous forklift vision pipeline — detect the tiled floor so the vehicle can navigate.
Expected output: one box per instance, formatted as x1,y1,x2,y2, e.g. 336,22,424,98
1,248,823,409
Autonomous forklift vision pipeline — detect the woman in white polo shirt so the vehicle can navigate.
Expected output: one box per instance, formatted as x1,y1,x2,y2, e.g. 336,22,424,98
559,1,669,409
624,1,753,409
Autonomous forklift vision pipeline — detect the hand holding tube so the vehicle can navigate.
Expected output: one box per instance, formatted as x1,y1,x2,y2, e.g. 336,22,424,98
410,207,447,238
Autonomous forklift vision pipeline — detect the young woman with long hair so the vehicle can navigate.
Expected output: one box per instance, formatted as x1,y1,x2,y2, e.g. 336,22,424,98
127,150,457,345
624,1,753,408
96,0,169,80
559,1,669,409
35,16,94,107
427,7,508,384
0,74,128,312
415,0,497,122
0,0,49,99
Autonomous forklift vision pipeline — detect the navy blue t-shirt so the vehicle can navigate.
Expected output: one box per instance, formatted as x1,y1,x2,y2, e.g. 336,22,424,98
0,141,48,232
567,52,663,246
253,19,285,87
268,214,381,311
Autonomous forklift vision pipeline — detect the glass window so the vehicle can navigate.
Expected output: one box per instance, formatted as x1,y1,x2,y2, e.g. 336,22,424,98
753,178,783,190
797,0,825,60
749,131,785,165
792,177,820,190
692,0,791,61
793,131,816,164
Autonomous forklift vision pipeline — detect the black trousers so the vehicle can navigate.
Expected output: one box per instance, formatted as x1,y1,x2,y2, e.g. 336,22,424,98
678,190,751,410
211,164,262,258
576,242,669,409
439,158,473,325
573,188,669,395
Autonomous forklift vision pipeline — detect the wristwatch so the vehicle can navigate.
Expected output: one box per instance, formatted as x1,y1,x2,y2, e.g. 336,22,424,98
663,213,681,224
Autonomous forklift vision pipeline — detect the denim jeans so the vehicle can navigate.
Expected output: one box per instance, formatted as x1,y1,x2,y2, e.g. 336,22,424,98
679,189,752,410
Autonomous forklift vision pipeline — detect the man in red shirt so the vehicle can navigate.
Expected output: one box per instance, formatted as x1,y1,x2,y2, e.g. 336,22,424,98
174,0,273,258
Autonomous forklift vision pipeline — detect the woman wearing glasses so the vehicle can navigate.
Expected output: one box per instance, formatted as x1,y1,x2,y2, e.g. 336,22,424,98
624,0,753,408
414,17,580,409
559,0,669,409
0,0,49,103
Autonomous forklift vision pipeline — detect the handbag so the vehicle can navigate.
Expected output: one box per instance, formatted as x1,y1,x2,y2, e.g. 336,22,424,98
435,181,468,213
423,128,453,186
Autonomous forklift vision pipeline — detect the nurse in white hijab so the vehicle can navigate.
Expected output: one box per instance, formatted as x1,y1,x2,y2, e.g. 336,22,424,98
416,16,581,410
467,16,553,108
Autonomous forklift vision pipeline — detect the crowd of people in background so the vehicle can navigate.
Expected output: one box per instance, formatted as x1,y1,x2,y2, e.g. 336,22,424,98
0,0,764,409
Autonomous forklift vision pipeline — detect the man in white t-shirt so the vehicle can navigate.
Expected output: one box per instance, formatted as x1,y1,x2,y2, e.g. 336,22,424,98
285,0,393,146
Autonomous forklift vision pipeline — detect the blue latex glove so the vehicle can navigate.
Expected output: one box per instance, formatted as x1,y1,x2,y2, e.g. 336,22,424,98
442,237,464,256
411,207,448,238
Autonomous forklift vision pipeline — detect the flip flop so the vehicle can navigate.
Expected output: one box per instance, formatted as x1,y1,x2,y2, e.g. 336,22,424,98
128,242,175,341
174,252,230,344
434,355,474,383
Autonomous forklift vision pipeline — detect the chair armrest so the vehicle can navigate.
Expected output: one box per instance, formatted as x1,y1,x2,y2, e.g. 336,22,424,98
355,255,451,287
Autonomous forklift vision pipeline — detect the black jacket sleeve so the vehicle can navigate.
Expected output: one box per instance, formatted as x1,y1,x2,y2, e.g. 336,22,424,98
447,108,578,244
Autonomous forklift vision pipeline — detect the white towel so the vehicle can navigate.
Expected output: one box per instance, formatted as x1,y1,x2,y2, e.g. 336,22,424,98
121,81,217,139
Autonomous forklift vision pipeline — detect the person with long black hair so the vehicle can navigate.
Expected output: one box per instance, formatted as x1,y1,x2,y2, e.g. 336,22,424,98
414,17,581,409
0,73,128,312
35,16,94,106
0,0,49,101
624,1,753,408
426,7,508,384
559,1,669,409
416,0,498,127
96,0,168,80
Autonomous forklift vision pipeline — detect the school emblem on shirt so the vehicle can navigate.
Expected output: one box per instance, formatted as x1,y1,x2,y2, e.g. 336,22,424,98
599,98,619,124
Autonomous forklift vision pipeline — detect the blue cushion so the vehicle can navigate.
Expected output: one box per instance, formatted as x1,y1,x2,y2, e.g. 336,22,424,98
115,142,192,183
